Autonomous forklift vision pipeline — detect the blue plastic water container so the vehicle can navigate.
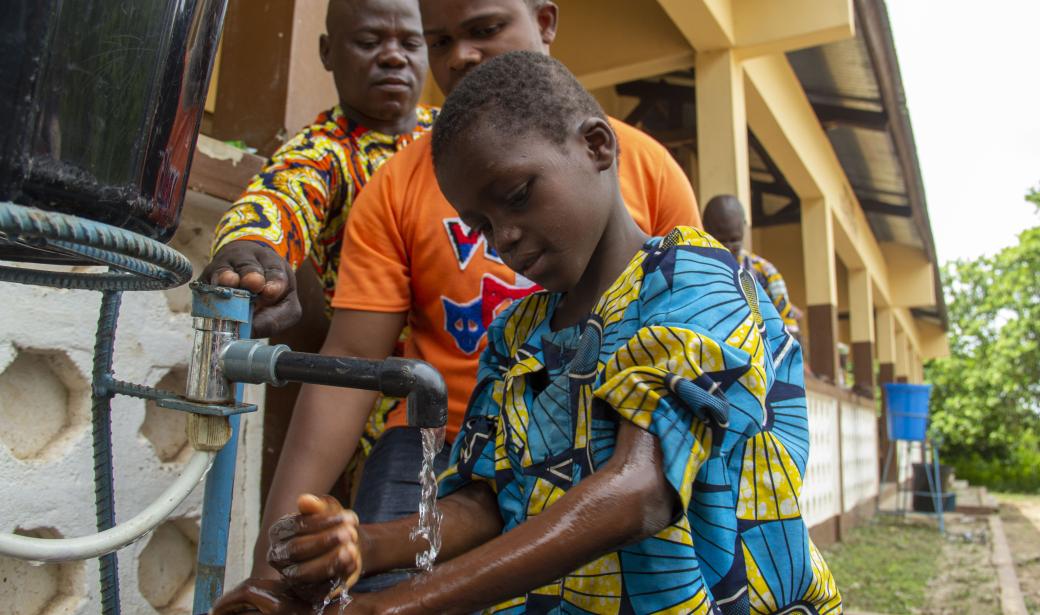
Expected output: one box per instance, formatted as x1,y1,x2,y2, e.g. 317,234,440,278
884,383,932,441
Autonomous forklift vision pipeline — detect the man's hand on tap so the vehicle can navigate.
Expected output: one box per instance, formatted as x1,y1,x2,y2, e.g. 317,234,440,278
201,241,302,337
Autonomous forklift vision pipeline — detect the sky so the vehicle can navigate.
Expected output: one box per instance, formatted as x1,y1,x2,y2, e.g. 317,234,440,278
885,2,1040,264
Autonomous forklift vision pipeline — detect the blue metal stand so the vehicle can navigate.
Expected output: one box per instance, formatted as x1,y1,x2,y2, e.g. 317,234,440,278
189,286,253,615
879,439,946,534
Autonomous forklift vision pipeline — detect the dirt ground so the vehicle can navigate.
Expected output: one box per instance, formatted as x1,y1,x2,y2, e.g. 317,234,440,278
919,514,1001,615
825,513,1001,614
998,493,1040,613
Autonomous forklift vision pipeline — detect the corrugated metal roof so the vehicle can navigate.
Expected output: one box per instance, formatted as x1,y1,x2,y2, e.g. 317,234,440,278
788,31,920,249
786,0,946,325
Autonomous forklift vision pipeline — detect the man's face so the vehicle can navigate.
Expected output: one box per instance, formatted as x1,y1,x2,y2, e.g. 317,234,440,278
705,214,746,259
436,119,617,293
419,0,557,95
321,0,427,124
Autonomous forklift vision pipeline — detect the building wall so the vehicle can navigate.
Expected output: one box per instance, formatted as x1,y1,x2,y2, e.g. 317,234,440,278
0,194,261,615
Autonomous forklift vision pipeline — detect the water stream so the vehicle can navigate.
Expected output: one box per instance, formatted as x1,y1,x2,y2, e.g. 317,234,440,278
411,426,445,571
316,579,351,615
313,425,443,612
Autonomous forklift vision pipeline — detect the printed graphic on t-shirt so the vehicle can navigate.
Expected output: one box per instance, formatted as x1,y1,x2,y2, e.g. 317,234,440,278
443,217,503,270
442,273,535,354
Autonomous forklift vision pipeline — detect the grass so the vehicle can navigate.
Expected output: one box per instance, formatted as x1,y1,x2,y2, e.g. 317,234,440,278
822,516,943,614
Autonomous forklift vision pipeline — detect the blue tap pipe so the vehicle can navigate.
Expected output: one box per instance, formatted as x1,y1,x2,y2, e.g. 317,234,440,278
191,286,252,615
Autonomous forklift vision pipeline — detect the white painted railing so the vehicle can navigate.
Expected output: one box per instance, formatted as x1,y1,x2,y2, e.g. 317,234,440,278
801,391,842,528
800,382,881,530
841,400,880,512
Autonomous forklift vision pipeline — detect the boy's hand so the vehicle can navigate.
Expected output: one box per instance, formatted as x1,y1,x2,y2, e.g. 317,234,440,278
201,241,302,337
268,494,364,599
209,577,308,614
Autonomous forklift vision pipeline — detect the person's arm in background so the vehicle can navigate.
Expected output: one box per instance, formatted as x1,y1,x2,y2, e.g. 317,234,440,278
202,125,349,336
240,158,415,584
755,256,801,334
249,307,406,582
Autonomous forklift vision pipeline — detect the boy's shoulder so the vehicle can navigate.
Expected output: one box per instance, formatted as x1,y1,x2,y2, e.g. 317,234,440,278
642,226,735,276
630,226,740,310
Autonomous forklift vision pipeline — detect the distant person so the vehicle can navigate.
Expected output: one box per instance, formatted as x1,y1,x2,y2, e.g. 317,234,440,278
201,0,435,336
703,194,803,336
212,50,841,615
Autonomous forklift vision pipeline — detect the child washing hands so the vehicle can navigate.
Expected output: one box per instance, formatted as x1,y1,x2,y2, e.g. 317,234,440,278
213,51,842,615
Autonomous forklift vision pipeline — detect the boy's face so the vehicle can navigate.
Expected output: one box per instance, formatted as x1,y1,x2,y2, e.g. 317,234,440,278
420,0,558,95
436,119,618,293
321,0,427,124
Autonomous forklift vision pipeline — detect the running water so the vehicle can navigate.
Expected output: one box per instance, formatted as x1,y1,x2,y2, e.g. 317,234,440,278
316,579,352,614
410,425,445,571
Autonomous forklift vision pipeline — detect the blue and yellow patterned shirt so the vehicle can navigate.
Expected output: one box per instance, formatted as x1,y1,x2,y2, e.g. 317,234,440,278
440,227,841,614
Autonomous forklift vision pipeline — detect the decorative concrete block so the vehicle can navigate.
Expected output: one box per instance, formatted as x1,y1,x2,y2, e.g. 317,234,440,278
140,368,191,464
137,518,198,615
0,527,85,615
0,349,89,461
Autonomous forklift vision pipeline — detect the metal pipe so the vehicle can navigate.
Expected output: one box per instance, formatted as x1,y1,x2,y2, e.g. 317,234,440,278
187,283,252,614
221,342,448,429
90,289,123,615
185,316,240,403
192,414,242,614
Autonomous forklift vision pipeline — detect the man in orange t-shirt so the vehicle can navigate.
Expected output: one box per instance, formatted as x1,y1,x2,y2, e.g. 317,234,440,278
234,0,702,596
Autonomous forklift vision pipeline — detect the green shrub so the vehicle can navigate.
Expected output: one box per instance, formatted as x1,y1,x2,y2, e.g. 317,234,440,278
943,429,1040,493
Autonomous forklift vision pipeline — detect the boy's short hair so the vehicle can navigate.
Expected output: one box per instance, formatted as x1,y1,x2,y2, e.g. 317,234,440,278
432,51,607,167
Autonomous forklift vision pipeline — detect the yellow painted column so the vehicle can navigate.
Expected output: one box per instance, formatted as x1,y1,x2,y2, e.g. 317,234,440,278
875,308,898,481
895,330,910,382
695,49,750,216
849,268,875,397
911,350,924,384
876,309,896,368
801,198,838,381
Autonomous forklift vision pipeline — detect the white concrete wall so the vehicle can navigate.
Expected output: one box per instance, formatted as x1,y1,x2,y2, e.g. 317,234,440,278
0,192,262,615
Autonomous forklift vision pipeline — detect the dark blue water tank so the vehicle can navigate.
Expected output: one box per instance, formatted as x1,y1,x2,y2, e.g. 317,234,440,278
0,0,226,262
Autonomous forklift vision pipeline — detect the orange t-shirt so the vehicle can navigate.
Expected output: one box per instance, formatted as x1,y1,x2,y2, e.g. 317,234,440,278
332,117,701,441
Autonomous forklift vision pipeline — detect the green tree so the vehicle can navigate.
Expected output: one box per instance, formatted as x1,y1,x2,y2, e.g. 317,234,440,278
926,187,1040,491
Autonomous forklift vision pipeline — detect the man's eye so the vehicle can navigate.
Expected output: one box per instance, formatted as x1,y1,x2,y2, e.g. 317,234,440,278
473,23,504,38
403,37,425,51
427,36,450,50
356,39,379,49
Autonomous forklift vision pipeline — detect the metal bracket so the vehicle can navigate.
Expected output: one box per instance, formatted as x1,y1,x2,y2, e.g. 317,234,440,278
157,396,257,417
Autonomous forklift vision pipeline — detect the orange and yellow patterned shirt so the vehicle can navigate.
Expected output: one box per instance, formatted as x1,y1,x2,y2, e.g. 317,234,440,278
211,104,439,307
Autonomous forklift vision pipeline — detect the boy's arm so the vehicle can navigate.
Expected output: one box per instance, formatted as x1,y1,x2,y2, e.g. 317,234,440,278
249,307,406,580
265,422,676,615
203,128,347,336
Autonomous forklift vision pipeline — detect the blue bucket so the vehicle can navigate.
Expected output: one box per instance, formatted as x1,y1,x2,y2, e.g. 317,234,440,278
884,383,932,441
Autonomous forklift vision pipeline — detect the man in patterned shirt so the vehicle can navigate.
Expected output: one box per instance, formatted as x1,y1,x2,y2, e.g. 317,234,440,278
704,194,803,336
201,0,435,336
